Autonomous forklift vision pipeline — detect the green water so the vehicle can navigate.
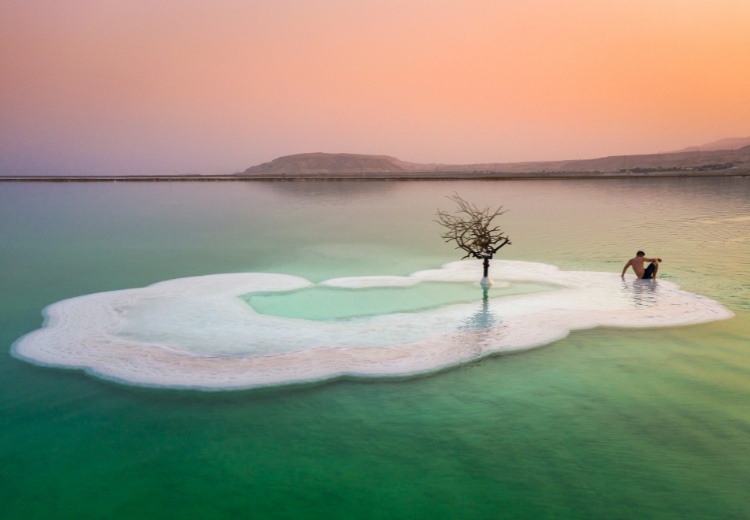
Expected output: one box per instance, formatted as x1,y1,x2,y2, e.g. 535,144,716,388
243,282,551,321
1,179,749,519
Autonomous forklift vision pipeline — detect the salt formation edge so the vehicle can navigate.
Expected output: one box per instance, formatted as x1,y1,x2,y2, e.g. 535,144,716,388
11,261,734,390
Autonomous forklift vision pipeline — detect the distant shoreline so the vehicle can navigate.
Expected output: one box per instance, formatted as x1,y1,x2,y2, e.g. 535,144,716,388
5,146,749,182
1,169,749,182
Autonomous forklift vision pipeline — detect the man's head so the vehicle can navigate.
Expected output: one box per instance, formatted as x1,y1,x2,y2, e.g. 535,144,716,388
636,251,645,257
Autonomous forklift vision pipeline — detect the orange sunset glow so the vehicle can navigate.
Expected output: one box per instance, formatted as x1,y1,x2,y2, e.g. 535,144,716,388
1,0,749,175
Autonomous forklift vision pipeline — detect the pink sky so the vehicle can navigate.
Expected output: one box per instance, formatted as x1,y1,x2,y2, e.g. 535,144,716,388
1,0,749,175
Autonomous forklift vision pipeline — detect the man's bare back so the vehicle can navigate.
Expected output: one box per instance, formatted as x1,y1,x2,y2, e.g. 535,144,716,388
622,251,662,279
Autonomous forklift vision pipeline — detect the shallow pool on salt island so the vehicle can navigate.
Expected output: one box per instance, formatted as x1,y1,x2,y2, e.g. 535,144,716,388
12,260,733,390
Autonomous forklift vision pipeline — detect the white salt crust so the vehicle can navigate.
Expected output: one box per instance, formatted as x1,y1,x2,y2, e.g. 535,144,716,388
12,260,734,390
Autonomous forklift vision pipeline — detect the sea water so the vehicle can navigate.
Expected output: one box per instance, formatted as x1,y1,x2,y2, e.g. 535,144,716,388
1,178,749,519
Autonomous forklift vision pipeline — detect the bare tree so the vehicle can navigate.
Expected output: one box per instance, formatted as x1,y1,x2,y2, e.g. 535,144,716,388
436,194,511,285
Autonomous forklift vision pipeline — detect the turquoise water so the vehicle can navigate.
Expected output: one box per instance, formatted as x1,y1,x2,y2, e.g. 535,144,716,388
1,179,749,519
243,282,552,321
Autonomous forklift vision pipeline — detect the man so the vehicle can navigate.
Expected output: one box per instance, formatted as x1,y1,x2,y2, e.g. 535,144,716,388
621,251,662,279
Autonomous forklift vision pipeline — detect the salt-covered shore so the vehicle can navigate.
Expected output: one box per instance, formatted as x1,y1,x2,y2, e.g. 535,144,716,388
12,260,734,390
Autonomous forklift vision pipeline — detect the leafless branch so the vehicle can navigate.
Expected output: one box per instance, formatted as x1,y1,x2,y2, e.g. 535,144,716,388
435,193,511,259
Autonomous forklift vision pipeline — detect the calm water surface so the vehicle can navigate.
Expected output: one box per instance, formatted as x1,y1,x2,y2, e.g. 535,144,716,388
1,178,749,519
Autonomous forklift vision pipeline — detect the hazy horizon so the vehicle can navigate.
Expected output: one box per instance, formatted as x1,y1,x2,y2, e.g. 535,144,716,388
2,1,749,176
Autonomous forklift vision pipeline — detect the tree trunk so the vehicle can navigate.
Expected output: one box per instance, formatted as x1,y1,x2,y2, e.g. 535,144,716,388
483,256,490,278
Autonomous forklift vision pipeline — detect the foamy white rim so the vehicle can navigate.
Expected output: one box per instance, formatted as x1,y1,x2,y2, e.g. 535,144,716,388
11,260,734,391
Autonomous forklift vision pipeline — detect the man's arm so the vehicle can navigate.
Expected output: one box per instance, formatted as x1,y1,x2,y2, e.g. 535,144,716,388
643,257,658,262
621,260,631,277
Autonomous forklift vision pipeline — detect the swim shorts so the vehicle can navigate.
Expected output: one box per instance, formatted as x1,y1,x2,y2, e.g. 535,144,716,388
642,263,656,279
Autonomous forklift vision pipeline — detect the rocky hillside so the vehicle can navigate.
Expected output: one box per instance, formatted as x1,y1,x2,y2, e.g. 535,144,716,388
237,146,750,176
239,153,424,174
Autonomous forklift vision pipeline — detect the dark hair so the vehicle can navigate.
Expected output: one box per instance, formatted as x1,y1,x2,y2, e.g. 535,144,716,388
636,251,645,256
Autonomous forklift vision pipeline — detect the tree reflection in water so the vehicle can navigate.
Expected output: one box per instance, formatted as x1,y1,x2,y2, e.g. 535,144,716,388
459,287,501,331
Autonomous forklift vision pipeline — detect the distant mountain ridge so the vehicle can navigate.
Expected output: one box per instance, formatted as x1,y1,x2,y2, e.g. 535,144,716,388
242,153,425,174
239,144,750,176
674,136,750,152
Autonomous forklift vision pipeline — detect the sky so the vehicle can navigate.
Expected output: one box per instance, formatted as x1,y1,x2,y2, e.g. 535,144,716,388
1,0,749,176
